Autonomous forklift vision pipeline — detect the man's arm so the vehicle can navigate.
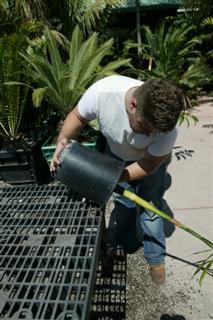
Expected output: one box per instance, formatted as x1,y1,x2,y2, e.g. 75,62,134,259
120,150,170,182
50,106,88,172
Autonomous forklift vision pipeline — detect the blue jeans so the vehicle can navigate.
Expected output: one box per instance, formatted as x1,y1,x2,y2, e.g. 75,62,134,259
115,162,168,265
105,144,170,265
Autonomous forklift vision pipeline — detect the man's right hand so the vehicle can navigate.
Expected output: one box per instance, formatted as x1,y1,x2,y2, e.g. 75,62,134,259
50,138,69,172
49,106,88,173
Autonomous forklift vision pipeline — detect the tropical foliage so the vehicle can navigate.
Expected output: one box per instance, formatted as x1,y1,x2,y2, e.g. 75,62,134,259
0,28,30,141
123,19,213,110
20,25,130,118
48,0,126,37
183,0,213,25
0,0,126,37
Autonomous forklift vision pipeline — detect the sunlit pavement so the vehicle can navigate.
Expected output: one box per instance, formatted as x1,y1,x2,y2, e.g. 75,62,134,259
126,100,213,320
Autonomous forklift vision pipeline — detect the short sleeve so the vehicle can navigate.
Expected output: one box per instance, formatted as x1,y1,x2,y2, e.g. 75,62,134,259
148,127,178,156
77,84,99,121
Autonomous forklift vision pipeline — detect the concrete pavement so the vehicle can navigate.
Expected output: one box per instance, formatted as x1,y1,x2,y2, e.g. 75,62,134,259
126,101,213,320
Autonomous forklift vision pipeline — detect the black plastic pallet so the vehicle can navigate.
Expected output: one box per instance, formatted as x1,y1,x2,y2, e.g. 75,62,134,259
0,184,103,320
91,248,127,320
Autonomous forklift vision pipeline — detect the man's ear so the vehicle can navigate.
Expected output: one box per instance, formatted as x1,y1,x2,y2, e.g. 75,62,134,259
128,97,137,114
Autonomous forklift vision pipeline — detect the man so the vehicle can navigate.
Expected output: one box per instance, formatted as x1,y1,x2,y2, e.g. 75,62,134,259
50,75,185,285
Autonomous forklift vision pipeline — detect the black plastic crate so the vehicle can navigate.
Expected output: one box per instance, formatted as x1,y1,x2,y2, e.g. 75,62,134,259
0,145,51,185
0,184,103,320
90,248,127,320
0,149,34,184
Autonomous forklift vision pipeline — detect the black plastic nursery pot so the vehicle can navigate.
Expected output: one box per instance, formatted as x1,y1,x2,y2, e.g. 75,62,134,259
55,141,125,206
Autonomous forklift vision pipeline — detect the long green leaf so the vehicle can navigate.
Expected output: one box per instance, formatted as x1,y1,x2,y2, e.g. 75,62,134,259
98,58,131,74
199,260,213,285
20,52,61,96
69,32,99,89
124,189,213,250
4,81,33,89
69,25,83,69
45,27,62,82
77,38,113,87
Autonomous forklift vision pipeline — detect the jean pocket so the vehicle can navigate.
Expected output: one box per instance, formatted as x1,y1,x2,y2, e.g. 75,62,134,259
113,181,137,208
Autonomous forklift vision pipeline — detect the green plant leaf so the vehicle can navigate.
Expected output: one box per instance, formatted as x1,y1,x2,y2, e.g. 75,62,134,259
0,29,31,138
77,38,113,87
17,25,134,118
32,87,48,107
20,52,61,97
69,25,83,69
4,81,33,89
199,260,213,285
69,32,100,89
45,27,63,82
98,58,131,75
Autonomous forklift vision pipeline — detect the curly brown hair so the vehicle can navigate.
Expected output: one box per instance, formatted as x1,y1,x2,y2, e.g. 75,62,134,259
134,78,185,133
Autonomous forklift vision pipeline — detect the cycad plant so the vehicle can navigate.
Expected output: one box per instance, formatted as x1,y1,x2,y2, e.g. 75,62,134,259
140,21,203,80
124,20,199,77
0,30,29,143
20,25,130,119
123,19,213,126
201,16,213,61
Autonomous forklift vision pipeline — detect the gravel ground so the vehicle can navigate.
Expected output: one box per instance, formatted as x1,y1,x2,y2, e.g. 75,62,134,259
105,199,212,320
126,248,213,320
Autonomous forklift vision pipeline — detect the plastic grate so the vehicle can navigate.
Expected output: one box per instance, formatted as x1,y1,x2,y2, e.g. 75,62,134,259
0,184,103,320
91,248,127,320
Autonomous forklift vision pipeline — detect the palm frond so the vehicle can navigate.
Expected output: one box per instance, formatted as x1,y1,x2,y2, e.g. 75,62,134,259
14,0,48,22
18,25,129,117
59,0,126,35
20,52,61,96
69,32,99,89
77,38,113,87
44,27,63,82
96,58,131,76
180,58,213,89
69,25,83,69
0,30,30,139
201,16,213,26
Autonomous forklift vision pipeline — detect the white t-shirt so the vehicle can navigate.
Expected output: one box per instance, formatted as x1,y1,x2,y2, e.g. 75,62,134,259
78,75,178,161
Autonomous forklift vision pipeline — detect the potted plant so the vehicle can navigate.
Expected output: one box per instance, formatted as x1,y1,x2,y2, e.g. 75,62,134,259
0,25,51,184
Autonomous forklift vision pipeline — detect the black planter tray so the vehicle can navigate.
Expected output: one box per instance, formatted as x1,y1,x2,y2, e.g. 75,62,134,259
0,144,51,185
0,184,103,320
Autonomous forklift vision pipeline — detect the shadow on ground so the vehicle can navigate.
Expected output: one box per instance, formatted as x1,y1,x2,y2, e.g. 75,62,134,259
162,199,176,238
161,315,186,320
173,146,194,161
